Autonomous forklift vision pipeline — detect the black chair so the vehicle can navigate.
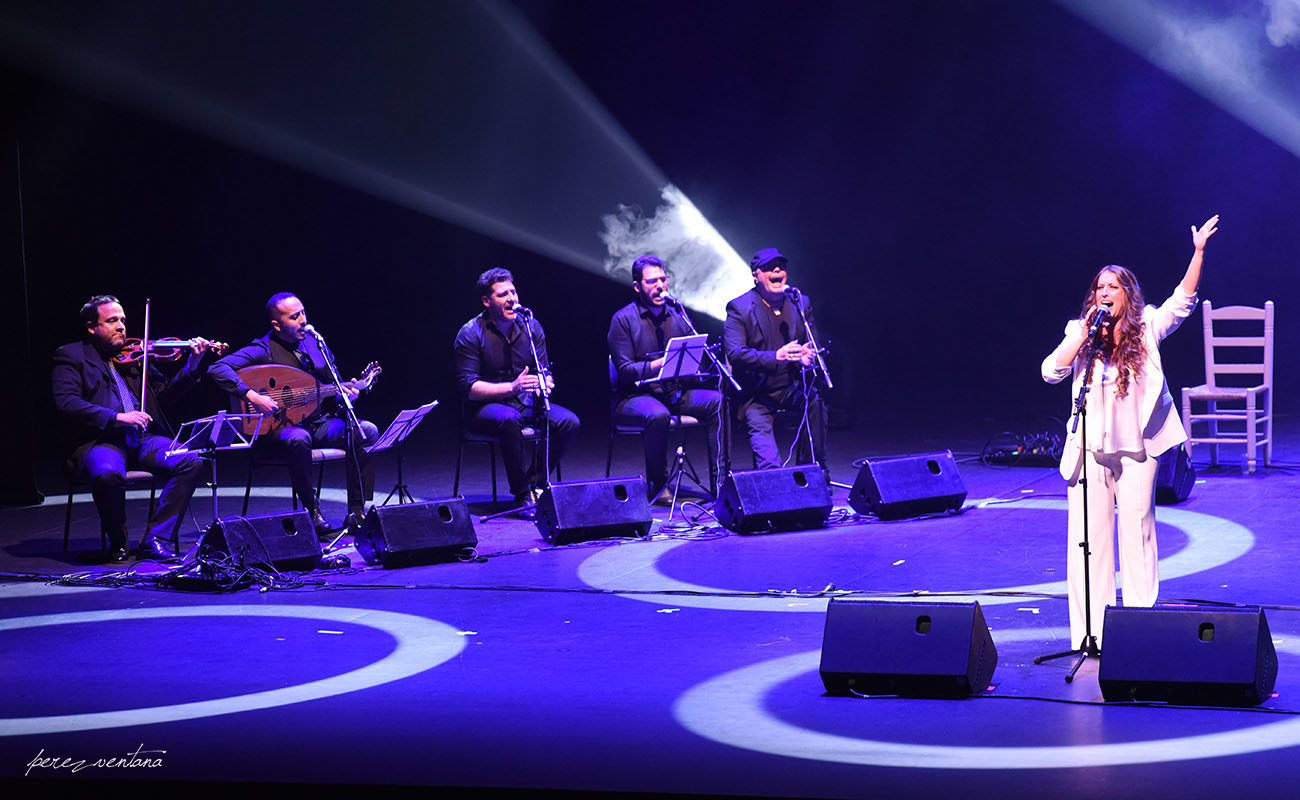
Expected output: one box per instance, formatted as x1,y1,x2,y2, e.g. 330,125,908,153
604,356,708,490
62,469,161,551
242,447,348,515
454,421,561,503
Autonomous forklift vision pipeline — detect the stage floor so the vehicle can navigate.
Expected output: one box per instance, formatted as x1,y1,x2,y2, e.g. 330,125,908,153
3,418,1299,798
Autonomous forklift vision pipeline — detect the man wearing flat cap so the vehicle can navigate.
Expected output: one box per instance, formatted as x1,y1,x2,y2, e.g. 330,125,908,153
722,248,828,474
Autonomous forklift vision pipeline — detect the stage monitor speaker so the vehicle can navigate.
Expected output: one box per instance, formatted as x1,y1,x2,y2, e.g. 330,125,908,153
536,477,652,545
848,450,967,520
354,498,478,568
1098,605,1277,706
1154,445,1195,504
819,598,997,698
203,509,322,571
713,465,832,534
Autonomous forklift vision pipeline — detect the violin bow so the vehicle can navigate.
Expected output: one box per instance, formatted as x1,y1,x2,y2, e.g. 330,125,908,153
140,297,151,411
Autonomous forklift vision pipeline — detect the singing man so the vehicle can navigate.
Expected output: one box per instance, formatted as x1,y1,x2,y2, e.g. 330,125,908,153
452,268,580,506
607,254,724,502
722,248,829,474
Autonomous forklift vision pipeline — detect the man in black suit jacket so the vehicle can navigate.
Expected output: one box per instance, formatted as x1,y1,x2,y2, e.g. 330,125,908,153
51,295,208,562
722,248,829,474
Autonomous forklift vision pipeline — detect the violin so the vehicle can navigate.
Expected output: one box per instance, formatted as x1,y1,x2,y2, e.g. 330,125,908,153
113,337,229,364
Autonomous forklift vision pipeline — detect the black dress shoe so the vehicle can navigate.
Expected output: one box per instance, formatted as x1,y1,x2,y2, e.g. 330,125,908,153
343,511,366,534
103,547,130,564
136,539,178,562
308,508,334,535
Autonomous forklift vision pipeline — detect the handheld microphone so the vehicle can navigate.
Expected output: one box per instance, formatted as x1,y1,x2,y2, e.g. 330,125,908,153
511,304,533,316
1087,307,1110,337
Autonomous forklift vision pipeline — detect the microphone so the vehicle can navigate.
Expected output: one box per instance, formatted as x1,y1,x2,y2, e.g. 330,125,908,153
658,290,684,307
782,285,802,299
302,324,324,340
1087,307,1110,337
511,303,533,316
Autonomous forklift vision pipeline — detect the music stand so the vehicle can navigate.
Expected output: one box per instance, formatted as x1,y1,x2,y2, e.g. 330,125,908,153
167,411,262,521
630,333,715,498
636,333,710,387
370,400,439,505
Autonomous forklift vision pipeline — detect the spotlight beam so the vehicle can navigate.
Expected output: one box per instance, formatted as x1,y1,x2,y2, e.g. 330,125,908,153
0,1,750,316
1056,0,1300,162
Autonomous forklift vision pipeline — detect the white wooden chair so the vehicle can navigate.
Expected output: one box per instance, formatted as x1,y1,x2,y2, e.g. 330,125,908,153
1180,300,1274,473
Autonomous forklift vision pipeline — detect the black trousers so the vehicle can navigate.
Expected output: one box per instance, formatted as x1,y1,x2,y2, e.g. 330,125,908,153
738,383,828,473
80,434,203,549
614,388,724,496
265,415,379,514
466,400,580,496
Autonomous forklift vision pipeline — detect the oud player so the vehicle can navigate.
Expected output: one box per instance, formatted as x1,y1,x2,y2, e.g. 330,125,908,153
209,292,379,534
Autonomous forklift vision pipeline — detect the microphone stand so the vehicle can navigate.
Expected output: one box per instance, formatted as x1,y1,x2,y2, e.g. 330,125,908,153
305,327,366,525
787,288,832,390
480,307,552,522
785,287,830,470
1035,328,1105,681
665,297,739,492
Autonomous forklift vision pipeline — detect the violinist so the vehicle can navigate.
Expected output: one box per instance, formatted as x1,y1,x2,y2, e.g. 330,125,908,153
208,292,378,535
51,295,217,562
452,268,579,506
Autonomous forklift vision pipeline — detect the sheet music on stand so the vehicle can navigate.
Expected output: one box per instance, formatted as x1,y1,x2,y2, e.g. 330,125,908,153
164,411,263,522
635,333,711,387
373,400,439,505
367,400,439,454
166,411,262,457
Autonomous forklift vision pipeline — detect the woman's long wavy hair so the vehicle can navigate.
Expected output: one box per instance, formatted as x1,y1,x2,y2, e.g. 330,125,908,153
1078,265,1146,398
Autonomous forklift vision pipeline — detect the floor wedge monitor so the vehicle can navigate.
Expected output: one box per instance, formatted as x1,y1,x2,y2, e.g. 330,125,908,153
820,598,998,698
714,465,831,534
535,477,652,545
848,450,966,520
354,499,478,568
1098,605,1277,706
203,510,322,571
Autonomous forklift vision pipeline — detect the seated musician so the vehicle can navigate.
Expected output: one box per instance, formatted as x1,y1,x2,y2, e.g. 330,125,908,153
452,268,580,506
208,292,378,534
723,248,829,475
607,255,723,503
52,295,213,562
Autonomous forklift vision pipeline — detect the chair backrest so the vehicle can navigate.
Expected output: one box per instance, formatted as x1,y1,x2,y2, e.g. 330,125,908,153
1200,300,1274,390
608,354,618,394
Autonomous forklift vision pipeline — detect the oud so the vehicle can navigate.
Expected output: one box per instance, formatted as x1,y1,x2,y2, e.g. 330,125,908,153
233,361,381,435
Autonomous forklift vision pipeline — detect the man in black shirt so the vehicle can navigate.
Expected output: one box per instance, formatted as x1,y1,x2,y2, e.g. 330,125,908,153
208,292,378,533
607,255,723,502
452,268,580,506
723,248,828,473
52,295,209,561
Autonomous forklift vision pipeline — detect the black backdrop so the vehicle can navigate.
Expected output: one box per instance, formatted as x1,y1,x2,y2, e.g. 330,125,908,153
4,0,1294,504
